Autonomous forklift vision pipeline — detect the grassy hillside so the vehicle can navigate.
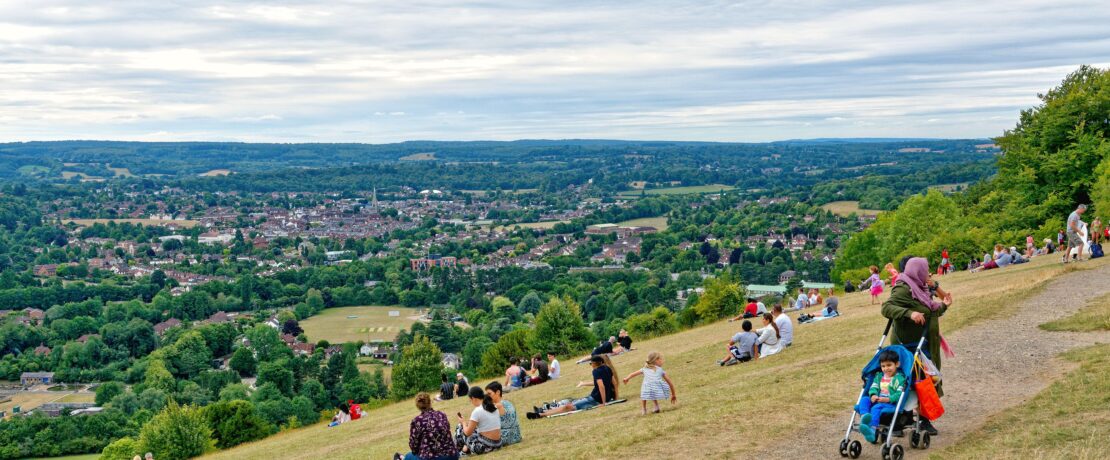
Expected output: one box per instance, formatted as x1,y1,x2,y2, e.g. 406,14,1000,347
207,256,1107,460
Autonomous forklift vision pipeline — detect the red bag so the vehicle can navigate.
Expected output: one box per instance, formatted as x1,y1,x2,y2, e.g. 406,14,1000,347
914,372,944,420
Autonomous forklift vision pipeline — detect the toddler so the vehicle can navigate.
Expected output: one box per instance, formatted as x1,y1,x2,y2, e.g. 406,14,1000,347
858,350,906,443
866,265,884,305
623,351,677,415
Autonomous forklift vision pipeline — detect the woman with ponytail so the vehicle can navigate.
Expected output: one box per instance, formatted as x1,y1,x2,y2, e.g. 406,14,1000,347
756,313,784,356
454,386,502,455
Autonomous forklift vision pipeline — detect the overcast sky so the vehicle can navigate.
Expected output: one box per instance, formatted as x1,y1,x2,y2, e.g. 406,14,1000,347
2,0,1108,143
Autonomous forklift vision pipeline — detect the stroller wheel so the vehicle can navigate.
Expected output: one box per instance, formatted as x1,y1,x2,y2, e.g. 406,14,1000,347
922,432,931,449
910,431,920,449
890,444,904,460
848,440,862,459
880,445,890,460
839,439,849,457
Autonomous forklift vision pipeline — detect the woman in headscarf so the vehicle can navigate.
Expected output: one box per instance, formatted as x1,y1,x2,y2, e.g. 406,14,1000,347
880,257,953,436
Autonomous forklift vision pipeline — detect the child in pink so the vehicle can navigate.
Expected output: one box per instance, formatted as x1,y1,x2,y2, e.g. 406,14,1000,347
867,265,884,305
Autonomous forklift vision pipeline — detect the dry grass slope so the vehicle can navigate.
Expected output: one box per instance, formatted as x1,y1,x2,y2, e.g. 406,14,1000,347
206,257,1105,460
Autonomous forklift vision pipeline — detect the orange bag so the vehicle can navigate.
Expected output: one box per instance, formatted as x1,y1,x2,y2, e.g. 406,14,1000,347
914,362,944,420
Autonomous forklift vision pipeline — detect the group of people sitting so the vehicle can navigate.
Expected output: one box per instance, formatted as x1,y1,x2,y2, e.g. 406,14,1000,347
718,304,794,365
502,352,561,392
435,373,471,402
395,380,523,460
970,244,1029,272
328,399,364,427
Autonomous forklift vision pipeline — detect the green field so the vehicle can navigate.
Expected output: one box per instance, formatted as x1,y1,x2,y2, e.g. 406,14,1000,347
618,184,734,197
63,218,200,228
300,306,420,344
929,182,972,193
617,216,669,230
820,200,884,217
17,165,50,176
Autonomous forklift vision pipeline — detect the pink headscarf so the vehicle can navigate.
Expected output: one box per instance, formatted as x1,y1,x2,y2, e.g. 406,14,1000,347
898,257,940,311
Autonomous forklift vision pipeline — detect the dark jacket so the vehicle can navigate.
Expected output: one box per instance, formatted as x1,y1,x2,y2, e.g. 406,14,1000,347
880,283,946,396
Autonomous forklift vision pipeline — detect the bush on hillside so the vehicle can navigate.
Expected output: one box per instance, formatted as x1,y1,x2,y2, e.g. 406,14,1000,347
390,336,445,399
625,307,679,339
528,297,594,356
99,436,140,460
138,402,215,460
479,329,533,377
692,274,745,322
202,399,273,449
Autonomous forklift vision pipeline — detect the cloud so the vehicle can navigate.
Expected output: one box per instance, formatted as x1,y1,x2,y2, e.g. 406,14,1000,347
0,0,1108,142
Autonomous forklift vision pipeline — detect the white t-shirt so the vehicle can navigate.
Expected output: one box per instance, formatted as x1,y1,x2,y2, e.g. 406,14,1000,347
548,359,561,379
756,302,767,315
775,314,794,345
470,406,501,433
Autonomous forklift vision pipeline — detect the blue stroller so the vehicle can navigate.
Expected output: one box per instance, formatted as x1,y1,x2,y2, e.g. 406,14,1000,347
838,320,933,460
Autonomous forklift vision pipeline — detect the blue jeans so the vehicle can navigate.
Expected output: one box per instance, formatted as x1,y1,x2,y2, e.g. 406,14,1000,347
572,396,600,410
859,399,896,427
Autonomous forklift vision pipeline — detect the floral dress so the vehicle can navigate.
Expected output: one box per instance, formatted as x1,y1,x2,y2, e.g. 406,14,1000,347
499,400,522,445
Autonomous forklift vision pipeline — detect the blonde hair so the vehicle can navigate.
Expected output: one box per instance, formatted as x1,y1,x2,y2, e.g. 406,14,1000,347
599,354,619,396
645,351,663,369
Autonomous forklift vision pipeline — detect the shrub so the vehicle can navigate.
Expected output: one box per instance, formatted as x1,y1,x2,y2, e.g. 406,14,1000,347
625,307,679,339
138,402,215,460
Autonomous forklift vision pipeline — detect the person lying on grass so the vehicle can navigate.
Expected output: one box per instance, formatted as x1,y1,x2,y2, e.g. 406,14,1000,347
575,336,631,363
527,355,617,419
622,351,677,415
717,320,759,366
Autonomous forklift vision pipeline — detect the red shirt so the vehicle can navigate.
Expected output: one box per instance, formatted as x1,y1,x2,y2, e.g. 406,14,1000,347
745,302,758,316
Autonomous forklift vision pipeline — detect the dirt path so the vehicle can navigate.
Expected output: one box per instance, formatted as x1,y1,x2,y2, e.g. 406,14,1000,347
769,262,1110,459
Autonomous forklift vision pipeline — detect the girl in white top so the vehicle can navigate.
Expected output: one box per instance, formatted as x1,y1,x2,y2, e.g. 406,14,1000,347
622,351,678,415
757,313,784,356
547,352,561,379
455,386,502,455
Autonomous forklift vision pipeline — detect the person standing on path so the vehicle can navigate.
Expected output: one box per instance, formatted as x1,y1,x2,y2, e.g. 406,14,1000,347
880,257,953,436
1065,204,1087,262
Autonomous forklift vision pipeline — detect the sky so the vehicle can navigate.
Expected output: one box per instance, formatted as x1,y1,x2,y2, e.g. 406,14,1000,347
2,0,1109,143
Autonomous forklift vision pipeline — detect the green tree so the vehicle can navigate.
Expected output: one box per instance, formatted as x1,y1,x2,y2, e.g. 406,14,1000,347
138,402,216,460
479,329,533,377
144,359,176,393
290,395,320,426
518,291,543,315
390,336,444,399
99,436,140,460
167,331,213,379
95,381,125,406
692,274,746,321
257,361,294,396
245,325,291,363
461,335,494,374
202,400,274,449
229,347,257,377
529,297,594,355
219,383,251,402
624,307,679,339
299,378,328,409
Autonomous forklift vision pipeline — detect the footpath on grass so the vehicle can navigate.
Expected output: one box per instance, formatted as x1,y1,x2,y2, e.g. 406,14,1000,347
769,259,1110,459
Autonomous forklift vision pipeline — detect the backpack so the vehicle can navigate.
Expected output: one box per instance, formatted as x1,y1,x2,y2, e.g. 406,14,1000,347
1091,243,1104,258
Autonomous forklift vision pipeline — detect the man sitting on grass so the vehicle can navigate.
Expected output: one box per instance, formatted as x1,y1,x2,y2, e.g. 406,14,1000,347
717,320,759,366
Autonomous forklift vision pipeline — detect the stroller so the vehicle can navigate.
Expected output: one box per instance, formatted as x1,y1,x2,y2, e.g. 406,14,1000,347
838,320,933,460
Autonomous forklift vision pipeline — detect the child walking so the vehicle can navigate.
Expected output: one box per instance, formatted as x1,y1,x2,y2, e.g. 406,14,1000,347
858,350,906,443
622,351,677,415
867,265,884,305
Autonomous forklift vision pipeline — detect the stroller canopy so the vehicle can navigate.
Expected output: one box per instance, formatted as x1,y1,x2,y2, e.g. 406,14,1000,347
860,345,917,384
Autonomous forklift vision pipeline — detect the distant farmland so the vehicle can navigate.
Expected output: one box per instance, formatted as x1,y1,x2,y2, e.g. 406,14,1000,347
820,201,884,217
300,306,420,344
617,216,669,230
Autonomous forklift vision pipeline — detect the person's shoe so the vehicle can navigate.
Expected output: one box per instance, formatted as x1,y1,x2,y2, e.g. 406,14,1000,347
919,418,938,435
526,411,540,420
859,424,877,443
393,454,402,460
717,359,725,366
860,413,872,426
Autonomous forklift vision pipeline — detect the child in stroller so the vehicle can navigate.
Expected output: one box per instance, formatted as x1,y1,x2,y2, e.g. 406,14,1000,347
839,320,933,460
857,350,906,443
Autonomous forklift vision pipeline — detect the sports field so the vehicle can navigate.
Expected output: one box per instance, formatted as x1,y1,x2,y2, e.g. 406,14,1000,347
819,200,884,217
617,216,669,230
0,391,93,417
200,169,233,176
618,184,734,197
300,306,420,344
399,152,436,161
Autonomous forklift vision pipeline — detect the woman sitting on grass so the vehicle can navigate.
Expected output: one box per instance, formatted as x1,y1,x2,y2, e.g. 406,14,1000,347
483,382,521,447
527,355,617,419
455,387,502,455
755,313,784,356
394,392,457,460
